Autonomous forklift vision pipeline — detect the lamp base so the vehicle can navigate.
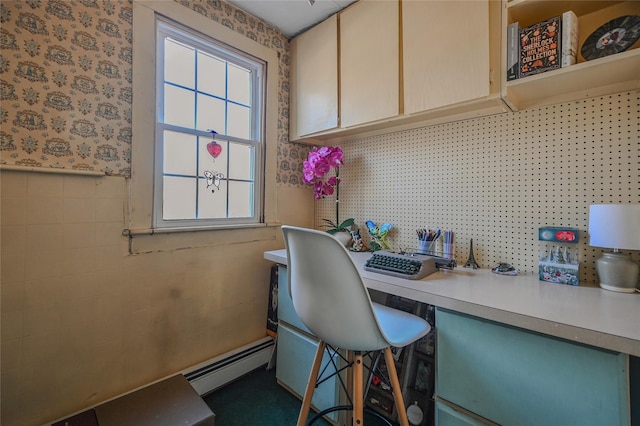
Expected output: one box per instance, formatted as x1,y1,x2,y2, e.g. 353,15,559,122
595,252,639,293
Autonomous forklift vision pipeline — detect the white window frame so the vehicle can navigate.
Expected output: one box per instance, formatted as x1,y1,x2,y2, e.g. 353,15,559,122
154,18,263,228
130,1,278,234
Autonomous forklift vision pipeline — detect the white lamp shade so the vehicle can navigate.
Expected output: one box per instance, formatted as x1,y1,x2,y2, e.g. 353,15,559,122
588,204,640,250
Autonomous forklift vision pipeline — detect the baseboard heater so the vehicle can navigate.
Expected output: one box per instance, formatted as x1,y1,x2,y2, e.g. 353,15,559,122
183,336,275,396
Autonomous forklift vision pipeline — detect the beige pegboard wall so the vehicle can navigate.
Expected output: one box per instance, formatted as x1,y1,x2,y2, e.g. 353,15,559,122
315,91,640,286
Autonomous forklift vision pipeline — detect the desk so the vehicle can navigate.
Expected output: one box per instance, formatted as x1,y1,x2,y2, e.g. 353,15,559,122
265,249,639,356
265,248,639,426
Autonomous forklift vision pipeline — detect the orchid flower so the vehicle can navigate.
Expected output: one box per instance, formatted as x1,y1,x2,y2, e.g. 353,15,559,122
302,146,352,234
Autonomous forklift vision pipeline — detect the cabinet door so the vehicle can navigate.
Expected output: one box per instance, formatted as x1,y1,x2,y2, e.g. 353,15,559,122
436,308,630,426
290,15,338,138
340,0,399,128
277,265,311,334
276,323,341,422
402,0,490,114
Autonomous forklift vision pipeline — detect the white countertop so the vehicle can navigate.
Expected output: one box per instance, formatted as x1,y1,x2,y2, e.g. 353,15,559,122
264,249,640,356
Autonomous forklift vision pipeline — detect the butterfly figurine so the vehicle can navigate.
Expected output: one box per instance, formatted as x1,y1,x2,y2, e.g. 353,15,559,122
365,220,392,250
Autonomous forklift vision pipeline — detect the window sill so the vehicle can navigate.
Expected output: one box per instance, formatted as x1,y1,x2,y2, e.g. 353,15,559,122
126,222,281,254
123,222,275,237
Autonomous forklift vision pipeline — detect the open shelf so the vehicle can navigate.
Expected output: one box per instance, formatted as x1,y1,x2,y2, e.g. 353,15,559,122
503,49,640,110
506,0,627,27
502,0,640,111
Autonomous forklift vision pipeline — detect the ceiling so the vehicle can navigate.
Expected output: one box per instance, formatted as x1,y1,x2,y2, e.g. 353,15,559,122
226,0,356,39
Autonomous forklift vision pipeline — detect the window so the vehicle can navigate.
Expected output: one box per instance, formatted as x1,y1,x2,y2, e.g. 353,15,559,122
155,19,263,229
131,1,278,234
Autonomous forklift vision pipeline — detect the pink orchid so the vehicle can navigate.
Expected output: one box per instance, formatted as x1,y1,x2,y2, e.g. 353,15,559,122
303,146,352,234
302,146,343,192
304,146,344,202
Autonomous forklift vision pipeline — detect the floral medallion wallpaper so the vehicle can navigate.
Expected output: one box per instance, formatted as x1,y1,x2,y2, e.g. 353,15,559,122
0,0,309,186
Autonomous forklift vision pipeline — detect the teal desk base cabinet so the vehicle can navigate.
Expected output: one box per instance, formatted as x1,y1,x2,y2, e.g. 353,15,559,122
275,266,342,423
276,323,341,422
435,308,632,426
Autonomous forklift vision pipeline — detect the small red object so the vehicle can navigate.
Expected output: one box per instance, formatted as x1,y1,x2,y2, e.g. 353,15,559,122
207,141,222,158
555,230,576,241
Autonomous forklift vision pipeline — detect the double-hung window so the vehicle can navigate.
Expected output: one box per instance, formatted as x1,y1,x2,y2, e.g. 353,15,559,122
131,1,277,235
154,19,264,229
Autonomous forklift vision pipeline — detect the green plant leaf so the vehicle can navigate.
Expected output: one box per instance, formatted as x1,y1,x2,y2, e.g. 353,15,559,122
321,218,338,229
338,218,355,229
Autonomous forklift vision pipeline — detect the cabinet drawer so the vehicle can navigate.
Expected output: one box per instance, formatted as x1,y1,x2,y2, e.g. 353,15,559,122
436,308,629,426
276,323,340,422
435,401,493,426
277,266,311,333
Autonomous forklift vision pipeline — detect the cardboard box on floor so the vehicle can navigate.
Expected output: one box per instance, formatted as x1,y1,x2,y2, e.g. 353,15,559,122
52,375,215,426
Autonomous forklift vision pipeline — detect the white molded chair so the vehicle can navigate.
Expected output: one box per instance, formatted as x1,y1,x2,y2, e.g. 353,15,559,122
282,226,432,426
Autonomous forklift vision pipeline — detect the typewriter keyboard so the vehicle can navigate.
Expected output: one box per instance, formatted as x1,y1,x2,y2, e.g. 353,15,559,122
364,251,437,280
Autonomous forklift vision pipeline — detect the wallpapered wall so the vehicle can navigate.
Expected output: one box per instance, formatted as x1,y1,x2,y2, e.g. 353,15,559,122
0,0,309,185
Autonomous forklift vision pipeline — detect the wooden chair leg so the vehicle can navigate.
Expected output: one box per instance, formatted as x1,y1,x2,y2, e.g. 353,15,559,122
352,352,364,425
384,348,409,426
297,341,326,426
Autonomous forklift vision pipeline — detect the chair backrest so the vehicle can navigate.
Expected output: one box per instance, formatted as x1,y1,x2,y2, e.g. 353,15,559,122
282,226,389,351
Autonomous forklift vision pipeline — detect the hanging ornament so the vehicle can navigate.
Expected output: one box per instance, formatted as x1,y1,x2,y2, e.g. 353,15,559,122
204,170,224,193
203,130,224,195
206,130,222,159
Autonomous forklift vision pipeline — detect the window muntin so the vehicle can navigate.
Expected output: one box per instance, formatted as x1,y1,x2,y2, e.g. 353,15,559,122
154,19,263,229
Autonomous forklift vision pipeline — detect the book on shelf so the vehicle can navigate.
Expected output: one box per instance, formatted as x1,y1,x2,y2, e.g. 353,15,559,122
519,16,561,77
518,11,578,79
561,11,578,67
507,22,519,81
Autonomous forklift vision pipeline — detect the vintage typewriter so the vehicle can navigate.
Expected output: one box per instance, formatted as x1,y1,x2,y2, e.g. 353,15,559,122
364,250,456,280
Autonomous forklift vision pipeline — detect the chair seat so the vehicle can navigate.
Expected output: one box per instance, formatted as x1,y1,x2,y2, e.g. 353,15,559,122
373,302,431,348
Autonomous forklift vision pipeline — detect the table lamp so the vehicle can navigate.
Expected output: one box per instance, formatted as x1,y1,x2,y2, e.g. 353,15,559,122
588,204,640,293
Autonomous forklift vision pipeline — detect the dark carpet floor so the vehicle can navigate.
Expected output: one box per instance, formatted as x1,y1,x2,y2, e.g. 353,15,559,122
203,366,390,426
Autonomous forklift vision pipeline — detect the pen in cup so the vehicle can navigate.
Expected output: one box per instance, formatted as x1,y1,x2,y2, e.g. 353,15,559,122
443,230,455,259
417,228,440,255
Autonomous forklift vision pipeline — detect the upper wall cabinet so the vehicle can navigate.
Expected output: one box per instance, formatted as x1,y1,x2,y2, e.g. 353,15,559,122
340,0,400,128
398,0,507,130
502,0,640,111
289,0,640,144
289,15,339,140
403,1,491,114
289,0,507,144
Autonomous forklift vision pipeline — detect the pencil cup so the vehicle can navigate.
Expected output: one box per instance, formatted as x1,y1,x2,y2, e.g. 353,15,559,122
444,243,455,259
418,240,436,255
